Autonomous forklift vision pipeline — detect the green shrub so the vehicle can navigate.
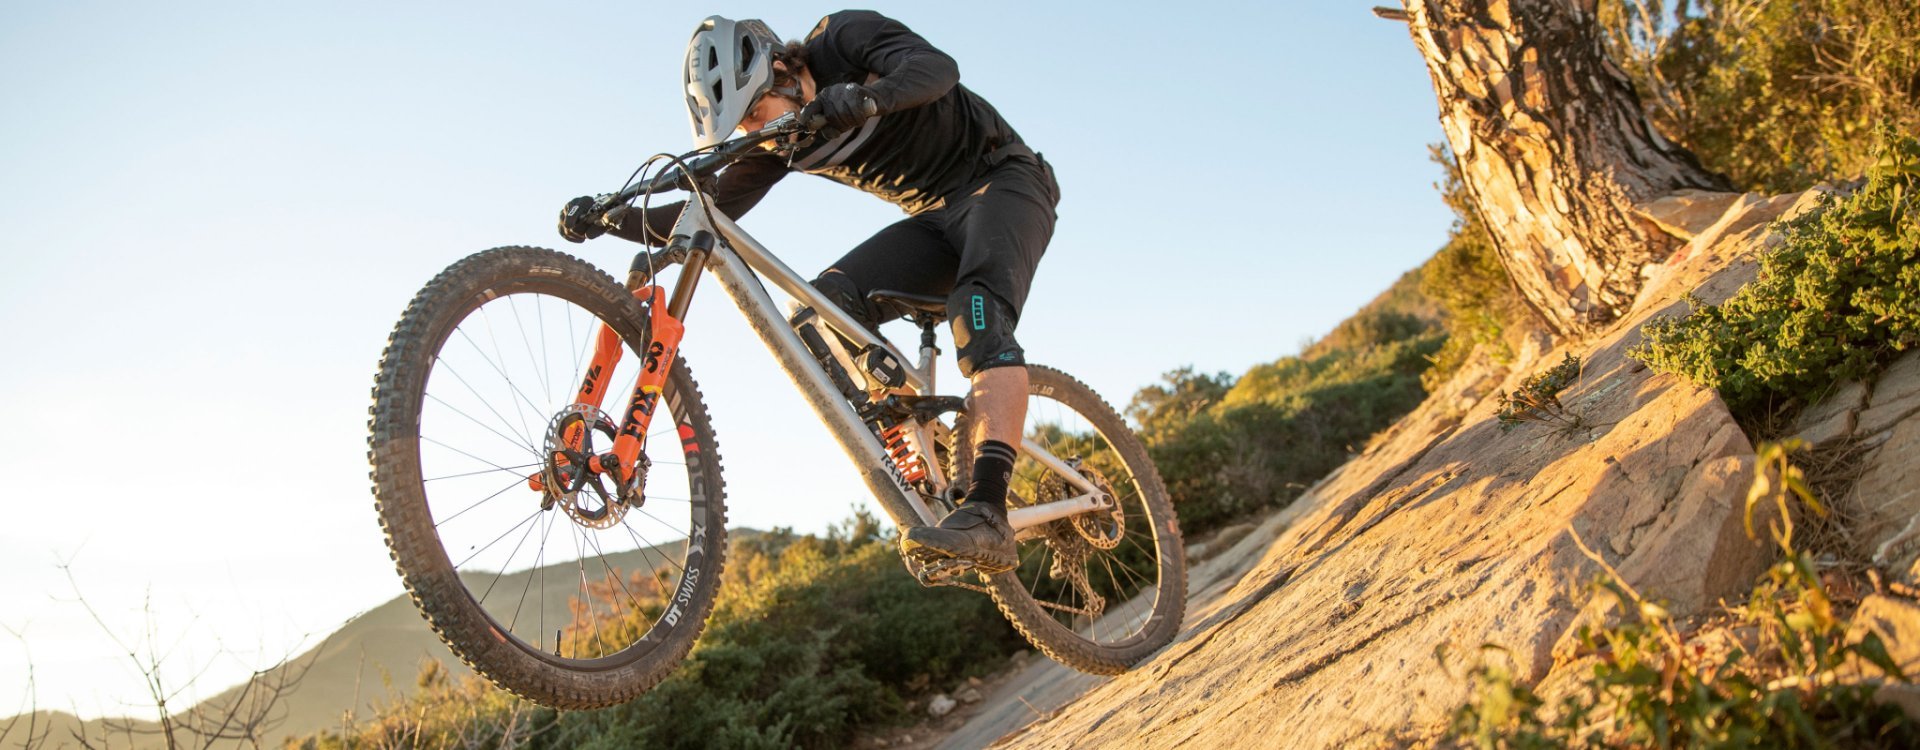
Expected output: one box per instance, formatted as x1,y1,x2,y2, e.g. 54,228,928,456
295,513,1022,750
1448,443,1917,748
1601,0,1920,192
1451,557,1916,748
1420,143,1524,390
1629,129,1920,418
1130,312,1444,535
1494,353,1587,435
1126,367,1233,444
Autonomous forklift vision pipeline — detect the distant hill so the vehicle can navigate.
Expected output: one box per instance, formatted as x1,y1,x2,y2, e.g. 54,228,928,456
3,532,741,749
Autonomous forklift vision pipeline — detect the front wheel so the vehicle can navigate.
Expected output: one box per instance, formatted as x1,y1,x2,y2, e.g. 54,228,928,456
965,365,1187,674
368,246,728,709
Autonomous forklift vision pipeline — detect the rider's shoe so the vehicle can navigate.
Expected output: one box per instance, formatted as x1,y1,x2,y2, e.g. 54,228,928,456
902,502,1017,573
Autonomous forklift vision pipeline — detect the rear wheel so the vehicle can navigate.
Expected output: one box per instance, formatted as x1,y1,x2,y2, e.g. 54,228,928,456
962,365,1186,674
368,246,727,709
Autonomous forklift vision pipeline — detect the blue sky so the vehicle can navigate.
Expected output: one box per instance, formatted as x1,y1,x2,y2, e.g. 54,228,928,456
0,1,1452,717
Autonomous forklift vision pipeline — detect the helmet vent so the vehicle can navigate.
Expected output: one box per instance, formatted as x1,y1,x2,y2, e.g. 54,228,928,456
707,46,719,71
740,40,756,68
711,81,725,103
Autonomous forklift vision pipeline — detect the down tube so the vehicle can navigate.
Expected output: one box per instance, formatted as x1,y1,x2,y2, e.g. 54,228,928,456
700,245,936,529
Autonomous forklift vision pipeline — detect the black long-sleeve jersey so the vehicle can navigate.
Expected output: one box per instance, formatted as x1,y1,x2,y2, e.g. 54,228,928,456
612,10,1031,246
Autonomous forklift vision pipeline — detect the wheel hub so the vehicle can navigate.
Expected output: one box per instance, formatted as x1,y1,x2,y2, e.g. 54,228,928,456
1059,462,1125,551
539,405,630,530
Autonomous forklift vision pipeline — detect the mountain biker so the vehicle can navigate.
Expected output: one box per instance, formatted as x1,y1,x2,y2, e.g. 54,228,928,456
557,11,1059,573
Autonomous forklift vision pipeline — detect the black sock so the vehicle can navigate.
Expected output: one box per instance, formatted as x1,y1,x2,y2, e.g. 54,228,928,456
967,440,1016,512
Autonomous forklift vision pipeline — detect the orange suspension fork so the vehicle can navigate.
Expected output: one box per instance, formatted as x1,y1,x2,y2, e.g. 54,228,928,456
602,234,709,479
608,285,684,472
531,232,709,494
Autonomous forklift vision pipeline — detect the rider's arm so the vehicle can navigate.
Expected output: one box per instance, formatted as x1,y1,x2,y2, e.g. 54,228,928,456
821,10,959,115
607,152,789,246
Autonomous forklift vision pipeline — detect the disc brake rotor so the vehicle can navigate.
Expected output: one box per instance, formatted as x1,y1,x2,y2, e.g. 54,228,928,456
1066,464,1125,551
540,405,629,530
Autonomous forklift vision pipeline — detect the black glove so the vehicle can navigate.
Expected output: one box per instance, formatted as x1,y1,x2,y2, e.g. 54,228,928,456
800,83,877,134
558,195,609,244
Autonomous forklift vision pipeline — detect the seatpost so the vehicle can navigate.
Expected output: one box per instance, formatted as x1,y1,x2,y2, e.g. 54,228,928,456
916,316,940,392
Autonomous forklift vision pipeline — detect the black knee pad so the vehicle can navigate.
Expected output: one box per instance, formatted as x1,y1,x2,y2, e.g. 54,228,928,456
948,284,1025,376
810,271,880,332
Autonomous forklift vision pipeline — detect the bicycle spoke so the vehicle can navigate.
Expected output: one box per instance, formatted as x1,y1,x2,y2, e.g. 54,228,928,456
425,388,539,459
432,354,539,454
618,519,677,598
537,295,552,407
433,473,539,530
583,530,644,623
420,435,539,477
456,326,549,431
454,508,546,569
425,462,542,483
477,305,541,443
508,509,554,635
508,294,552,401
567,299,585,406
624,512,688,574
478,508,548,605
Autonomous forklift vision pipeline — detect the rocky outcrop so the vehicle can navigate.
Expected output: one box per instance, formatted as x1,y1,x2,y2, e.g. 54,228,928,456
995,190,1838,748
1789,351,1920,568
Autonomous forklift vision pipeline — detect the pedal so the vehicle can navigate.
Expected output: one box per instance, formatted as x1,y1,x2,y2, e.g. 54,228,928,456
912,556,976,587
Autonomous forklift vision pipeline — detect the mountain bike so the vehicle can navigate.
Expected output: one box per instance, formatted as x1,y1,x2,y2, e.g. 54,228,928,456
367,112,1186,709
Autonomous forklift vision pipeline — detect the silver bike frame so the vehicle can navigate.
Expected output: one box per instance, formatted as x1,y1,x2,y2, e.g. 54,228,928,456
665,206,1107,533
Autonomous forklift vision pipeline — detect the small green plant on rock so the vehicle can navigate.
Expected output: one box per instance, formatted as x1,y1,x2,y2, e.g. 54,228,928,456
1629,128,1920,423
1495,353,1585,434
1446,442,1917,749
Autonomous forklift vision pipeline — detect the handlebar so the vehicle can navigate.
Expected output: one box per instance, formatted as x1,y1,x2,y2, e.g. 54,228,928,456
611,112,810,205
604,96,879,205
597,100,879,232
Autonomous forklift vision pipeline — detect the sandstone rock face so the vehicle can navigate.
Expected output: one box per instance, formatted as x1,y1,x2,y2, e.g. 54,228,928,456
1848,594,1920,719
1858,353,1920,440
1636,189,1747,241
1784,349,1920,568
996,192,1821,749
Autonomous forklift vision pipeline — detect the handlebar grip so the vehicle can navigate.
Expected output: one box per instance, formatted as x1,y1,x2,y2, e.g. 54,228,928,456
801,97,880,132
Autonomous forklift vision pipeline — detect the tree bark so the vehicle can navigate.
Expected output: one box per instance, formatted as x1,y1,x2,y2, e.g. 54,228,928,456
1401,0,1731,334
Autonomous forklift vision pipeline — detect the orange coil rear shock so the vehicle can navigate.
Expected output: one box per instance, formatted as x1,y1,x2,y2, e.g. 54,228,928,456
880,423,928,483
610,285,684,477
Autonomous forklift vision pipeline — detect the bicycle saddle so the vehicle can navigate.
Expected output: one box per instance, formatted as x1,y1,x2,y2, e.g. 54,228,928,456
866,289,948,325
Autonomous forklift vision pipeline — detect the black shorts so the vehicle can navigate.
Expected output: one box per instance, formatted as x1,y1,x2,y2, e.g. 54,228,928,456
812,154,1060,376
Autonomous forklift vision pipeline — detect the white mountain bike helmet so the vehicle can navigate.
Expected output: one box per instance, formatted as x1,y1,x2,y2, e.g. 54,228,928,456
684,16,784,148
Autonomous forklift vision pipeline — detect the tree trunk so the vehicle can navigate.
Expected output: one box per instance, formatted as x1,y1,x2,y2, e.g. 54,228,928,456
1401,0,1731,334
